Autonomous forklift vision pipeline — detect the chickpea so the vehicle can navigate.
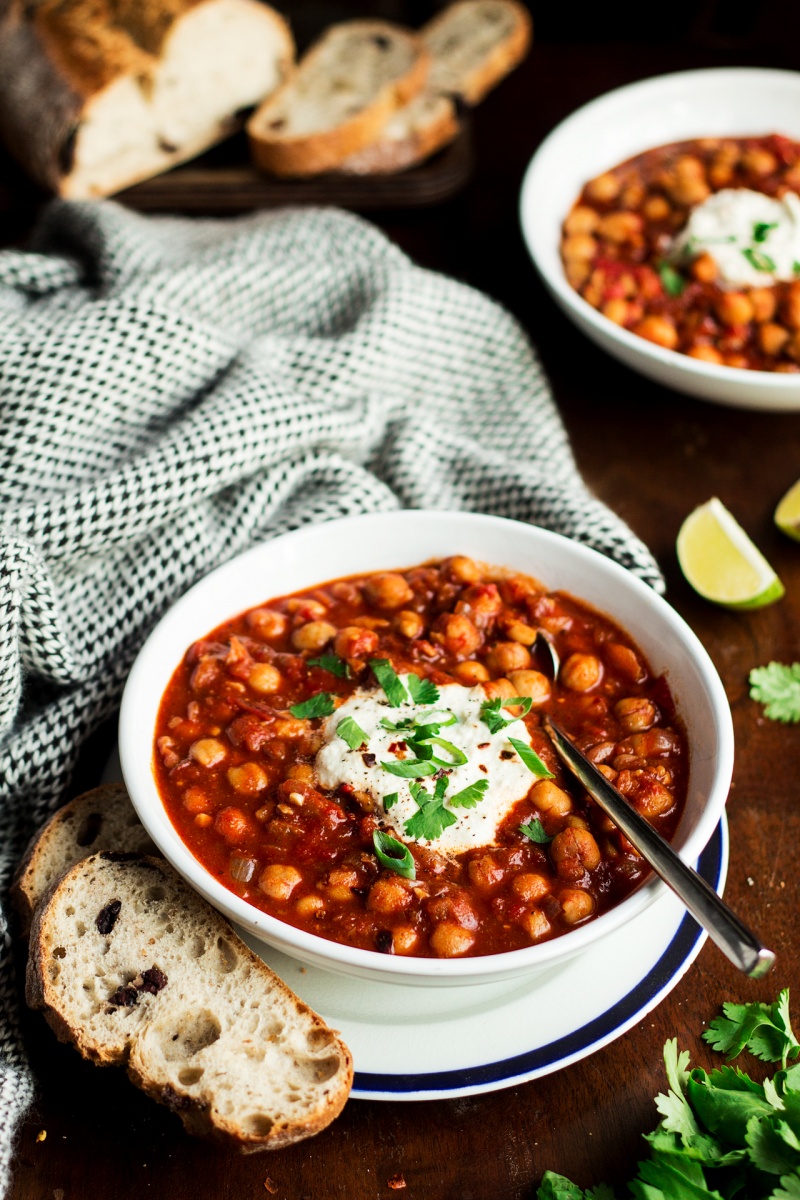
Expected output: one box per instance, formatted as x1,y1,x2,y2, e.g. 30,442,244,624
532,779,572,817
189,737,227,768
635,783,674,818
760,322,791,357
688,344,724,365
430,922,475,958
363,572,414,610
521,909,552,941
214,806,256,845
560,888,595,924
784,333,800,363
508,669,550,707
394,610,424,639
586,741,615,764
248,663,282,695
296,894,325,918
182,786,209,814
602,298,630,326
675,155,705,179
194,813,213,828
482,677,515,701
272,716,307,738
724,352,750,370
560,653,602,693
585,172,620,203
511,873,550,903
467,855,506,895
605,643,645,683
391,925,421,955
260,864,302,901
291,620,336,653
459,583,503,623
614,697,657,733
597,211,643,244
642,194,671,221
322,867,360,902
550,827,602,877
715,292,755,327
750,288,777,323
435,613,482,658
246,607,288,640
286,598,327,620
562,234,597,262
632,315,679,350
487,641,531,674
227,762,269,794
743,147,778,177
564,205,599,236
367,876,413,914
503,618,538,645
453,660,490,685
566,261,591,290
334,625,379,660
443,555,482,584
782,283,800,331
285,762,315,784
690,252,718,284
620,180,644,210
666,161,710,206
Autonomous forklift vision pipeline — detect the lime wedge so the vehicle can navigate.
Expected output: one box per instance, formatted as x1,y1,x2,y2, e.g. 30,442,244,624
677,498,784,609
775,479,800,542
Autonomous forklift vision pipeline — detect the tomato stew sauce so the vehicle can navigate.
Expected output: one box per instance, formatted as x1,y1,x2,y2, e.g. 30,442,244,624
155,558,687,959
561,134,800,371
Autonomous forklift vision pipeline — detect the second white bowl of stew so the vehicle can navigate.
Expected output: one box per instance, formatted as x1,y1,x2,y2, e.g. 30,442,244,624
120,510,733,985
521,67,800,409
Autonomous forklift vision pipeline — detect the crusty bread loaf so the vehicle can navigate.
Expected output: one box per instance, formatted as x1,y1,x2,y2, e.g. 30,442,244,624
0,0,294,197
339,0,531,176
247,20,430,178
12,782,155,936
27,853,353,1150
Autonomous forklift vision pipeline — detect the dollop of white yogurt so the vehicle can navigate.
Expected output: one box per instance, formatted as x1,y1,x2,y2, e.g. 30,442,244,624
315,680,537,854
671,188,800,288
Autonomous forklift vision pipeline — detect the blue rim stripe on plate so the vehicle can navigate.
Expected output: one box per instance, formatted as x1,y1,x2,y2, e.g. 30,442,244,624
352,820,724,1096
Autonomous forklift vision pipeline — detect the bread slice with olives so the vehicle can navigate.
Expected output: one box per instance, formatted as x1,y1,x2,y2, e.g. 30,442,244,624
339,0,532,175
27,852,353,1150
247,20,430,177
13,782,155,937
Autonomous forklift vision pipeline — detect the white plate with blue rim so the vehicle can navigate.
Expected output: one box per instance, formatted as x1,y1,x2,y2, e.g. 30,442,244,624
239,818,727,1101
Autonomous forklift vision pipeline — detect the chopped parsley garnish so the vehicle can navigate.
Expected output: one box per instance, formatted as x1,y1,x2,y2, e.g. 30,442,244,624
407,674,439,705
749,662,800,723
369,658,408,706
404,777,455,841
742,247,776,273
753,221,778,243
307,653,350,678
480,695,532,735
658,262,685,297
381,758,438,779
508,736,554,778
384,792,399,810
448,779,489,809
336,715,368,750
519,818,552,844
289,692,335,719
372,830,415,880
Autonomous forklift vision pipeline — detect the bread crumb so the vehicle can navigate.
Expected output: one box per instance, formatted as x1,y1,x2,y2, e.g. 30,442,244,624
36,1130,47,1143
264,1178,278,1194
54,1191,64,1200
388,1174,406,1190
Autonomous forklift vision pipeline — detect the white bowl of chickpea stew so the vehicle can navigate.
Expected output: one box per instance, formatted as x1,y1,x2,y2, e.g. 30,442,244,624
520,68,800,409
120,510,733,986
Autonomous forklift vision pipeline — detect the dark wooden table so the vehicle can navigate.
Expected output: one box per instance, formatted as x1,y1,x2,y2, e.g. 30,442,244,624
9,22,800,1200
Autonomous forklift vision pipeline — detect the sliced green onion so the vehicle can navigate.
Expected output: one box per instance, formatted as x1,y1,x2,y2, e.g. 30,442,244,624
424,737,468,767
508,736,554,778
373,830,415,880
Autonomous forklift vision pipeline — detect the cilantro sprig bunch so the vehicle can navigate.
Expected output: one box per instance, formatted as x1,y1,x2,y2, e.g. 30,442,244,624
750,663,800,724
537,990,800,1200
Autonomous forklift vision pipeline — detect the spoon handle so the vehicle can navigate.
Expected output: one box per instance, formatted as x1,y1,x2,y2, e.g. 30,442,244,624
543,718,775,979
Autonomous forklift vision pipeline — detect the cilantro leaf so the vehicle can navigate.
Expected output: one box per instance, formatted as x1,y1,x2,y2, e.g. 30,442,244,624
289,692,335,719
742,247,776,273
659,262,686,297
687,1066,775,1146
536,1172,594,1200
307,652,350,678
794,261,800,277
381,758,437,779
384,792,399,811
480,695,533,735
520,818,552,844
407,674,439,705
745,1113,800,1175
336,715,368,750
404,777,457,841
749,663,800,724
508,736,554,778
370,659,408,706
372,830,415,880
703,991,800,1068
449,779,489,809
754,221,778,244
773,1173,800,1198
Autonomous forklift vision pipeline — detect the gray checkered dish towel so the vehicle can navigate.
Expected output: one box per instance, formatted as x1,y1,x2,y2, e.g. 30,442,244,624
0,199,662,1185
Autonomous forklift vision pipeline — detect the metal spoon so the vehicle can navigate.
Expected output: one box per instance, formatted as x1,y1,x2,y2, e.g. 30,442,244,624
543,716,775,979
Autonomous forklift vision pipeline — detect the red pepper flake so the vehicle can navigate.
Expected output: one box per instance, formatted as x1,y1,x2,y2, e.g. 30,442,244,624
264,1178,278,1194
387,1174,406,1190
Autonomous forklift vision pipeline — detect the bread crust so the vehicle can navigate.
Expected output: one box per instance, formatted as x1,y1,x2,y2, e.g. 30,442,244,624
27,853,353,1149
422,0,532,106
248,21,430,178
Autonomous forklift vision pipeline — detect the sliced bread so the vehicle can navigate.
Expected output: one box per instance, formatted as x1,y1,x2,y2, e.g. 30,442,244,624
27,852,353,1150
12,782,155,936
247,20,430,178
339,0,531,176
0,0,294,197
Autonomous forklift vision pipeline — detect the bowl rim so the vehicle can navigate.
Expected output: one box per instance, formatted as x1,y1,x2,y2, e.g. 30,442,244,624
119,509,734,981
519,65,800,392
